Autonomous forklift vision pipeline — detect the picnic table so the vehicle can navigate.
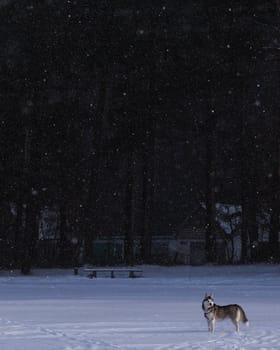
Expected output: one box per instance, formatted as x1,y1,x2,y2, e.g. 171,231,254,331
83,268,143,279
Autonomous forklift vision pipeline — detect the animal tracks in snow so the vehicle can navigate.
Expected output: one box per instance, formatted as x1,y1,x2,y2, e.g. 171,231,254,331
153,328,280,350
0,318,121,350
1,317,280,350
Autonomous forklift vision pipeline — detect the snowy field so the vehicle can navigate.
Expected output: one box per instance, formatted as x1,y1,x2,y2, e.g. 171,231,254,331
0,265,280,350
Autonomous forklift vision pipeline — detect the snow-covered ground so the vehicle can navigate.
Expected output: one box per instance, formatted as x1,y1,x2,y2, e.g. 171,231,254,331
0,264,280,350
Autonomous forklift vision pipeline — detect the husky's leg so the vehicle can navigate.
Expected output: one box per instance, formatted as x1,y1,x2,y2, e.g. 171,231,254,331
212,319,215,332
233,320,239,333
234,309,240,332
209,320,215,332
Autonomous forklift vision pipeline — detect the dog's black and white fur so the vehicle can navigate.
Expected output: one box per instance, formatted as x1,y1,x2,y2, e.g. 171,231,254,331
202,294,249,332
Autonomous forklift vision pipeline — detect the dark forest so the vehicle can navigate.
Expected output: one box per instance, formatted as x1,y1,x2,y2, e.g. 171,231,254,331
0,0,279,272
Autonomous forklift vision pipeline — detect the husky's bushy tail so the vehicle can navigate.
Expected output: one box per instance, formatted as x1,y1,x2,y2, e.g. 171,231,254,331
240,306,249,326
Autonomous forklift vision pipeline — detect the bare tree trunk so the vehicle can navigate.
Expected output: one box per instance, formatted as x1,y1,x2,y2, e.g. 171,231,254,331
124,152,134,265
240,112,249,263
83,67,113,263
269,137,280,261
14,200,24,267
22,195,38,274
240,126,258,263
140,16,157,263
205,127,216,262
141,150,154,262
59,203,67,266
21,126,38,274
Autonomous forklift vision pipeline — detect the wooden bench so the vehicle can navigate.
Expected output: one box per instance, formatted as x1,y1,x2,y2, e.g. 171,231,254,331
84,268,143,279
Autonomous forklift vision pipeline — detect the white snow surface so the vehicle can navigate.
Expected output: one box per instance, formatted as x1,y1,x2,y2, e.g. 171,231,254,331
0,264,280,350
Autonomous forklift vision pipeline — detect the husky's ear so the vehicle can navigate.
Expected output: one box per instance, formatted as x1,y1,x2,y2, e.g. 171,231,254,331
210,293,214,298
205,293,208,298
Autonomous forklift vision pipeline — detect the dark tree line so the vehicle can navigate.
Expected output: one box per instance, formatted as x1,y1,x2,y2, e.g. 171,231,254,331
0,0,279,271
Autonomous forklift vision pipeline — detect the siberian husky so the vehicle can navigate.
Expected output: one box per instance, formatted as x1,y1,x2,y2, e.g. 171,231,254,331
202,294,249,332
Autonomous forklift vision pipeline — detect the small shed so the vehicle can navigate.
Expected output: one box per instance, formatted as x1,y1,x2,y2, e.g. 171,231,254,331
174,209,227,265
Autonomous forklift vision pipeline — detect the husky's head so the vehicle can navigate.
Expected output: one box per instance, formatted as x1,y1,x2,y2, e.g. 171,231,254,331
202,293,214,311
